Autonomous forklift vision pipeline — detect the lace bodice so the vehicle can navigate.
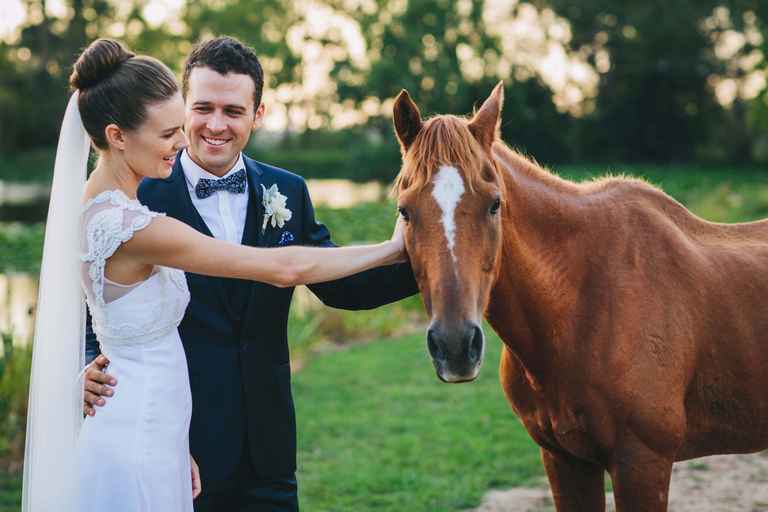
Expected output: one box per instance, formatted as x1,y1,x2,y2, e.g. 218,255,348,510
80,190,190,346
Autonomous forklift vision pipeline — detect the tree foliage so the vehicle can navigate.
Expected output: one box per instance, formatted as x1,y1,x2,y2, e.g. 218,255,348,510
0,0,765,167
532,0,767,162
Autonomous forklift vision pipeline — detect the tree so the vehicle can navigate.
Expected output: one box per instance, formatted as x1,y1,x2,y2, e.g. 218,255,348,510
533,0,766,163
327,0,573,162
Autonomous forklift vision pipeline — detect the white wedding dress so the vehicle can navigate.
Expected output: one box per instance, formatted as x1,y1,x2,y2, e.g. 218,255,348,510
77,189,193,512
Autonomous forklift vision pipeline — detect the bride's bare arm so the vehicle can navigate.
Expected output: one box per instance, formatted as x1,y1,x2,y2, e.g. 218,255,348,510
121,215,405,287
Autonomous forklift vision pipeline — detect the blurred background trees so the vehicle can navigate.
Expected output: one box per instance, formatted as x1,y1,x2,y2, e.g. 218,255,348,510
0,0,766,180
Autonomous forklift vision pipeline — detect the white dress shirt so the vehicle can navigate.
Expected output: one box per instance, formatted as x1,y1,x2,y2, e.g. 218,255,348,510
181,149,249,244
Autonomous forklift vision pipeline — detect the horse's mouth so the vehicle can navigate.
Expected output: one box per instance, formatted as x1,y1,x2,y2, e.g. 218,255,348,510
433,363,481,383
436,373,478,384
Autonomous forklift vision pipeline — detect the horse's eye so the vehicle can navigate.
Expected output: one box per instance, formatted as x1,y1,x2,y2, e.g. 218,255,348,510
398,207,410,222
489,198,501,215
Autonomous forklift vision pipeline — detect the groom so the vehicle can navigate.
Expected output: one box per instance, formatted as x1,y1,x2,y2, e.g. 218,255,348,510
83,36,417,511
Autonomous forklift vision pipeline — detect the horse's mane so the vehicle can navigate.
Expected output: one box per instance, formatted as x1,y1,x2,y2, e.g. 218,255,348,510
392,112,658,201
394,115,488,197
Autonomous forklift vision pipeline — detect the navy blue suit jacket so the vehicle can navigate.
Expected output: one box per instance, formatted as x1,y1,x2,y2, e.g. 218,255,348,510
86,153,418,489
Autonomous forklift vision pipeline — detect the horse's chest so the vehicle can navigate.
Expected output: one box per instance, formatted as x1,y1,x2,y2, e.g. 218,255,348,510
549,409,600,461
519,397,607,464
500,347,610,462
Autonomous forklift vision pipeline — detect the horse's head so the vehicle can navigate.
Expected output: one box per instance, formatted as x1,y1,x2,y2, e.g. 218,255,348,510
394,83,505,383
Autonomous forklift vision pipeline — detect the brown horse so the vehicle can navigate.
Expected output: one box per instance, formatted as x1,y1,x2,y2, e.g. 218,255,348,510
392,82,768,511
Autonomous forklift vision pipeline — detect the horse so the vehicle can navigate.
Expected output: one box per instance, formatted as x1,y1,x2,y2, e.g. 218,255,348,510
391,82,768,511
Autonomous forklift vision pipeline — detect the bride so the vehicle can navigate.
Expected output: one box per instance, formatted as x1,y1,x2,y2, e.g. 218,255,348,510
22,39,406,511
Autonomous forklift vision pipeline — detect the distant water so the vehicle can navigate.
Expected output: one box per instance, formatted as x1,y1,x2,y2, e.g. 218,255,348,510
0,180,50,223
0,179,386,223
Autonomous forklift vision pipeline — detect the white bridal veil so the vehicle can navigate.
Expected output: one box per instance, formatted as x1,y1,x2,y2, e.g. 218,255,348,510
22,91,90,511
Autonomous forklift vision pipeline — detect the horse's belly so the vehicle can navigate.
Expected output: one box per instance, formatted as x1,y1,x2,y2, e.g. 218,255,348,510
677,432,768,460
680,373,768,459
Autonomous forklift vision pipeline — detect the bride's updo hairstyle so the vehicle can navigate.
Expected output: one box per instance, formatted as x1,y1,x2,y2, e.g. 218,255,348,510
69,39,178,149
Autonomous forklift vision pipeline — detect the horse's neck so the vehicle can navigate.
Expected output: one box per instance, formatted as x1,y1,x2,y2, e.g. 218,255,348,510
487,145,584,383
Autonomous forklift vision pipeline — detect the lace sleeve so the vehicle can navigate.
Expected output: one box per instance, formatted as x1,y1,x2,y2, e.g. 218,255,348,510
80,191,164,306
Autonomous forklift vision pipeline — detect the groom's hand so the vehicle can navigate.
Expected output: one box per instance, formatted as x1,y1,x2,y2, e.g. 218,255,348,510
83,355,117,417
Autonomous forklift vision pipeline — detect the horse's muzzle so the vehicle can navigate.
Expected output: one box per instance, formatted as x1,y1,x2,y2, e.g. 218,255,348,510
427,321,484,383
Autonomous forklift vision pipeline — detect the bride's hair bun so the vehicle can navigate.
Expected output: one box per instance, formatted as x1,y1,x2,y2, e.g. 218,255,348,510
69,39,135,91
68,39,178,150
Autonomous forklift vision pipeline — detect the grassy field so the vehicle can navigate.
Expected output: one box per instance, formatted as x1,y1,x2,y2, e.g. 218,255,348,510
558,164,768,223
294,329,543,511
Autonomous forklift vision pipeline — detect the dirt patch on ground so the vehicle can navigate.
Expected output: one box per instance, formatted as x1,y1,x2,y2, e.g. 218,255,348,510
470,452,768,511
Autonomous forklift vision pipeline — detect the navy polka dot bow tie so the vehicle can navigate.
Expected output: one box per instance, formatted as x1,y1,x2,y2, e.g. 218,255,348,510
195,169,247,199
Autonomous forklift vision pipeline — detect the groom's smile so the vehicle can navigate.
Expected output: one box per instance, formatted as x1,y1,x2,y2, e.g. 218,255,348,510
184,66,264,177
201,135,230,147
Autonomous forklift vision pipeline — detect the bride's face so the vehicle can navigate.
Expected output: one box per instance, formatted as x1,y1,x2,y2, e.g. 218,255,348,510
121,92,188,179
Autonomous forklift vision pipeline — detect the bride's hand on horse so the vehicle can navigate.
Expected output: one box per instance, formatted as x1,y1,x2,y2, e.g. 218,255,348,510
390,215,408,263
83,354,117,417
190,454,202,499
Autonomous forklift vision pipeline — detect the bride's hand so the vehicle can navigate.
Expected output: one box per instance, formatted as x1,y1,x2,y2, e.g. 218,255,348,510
390,215,407,263
191,454,202,499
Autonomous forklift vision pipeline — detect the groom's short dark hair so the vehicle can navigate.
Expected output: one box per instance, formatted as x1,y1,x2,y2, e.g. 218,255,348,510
183,36,264,109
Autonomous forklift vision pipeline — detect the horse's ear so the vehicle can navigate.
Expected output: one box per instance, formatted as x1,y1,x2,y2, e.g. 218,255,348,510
393,89,423,153
469,81,504,149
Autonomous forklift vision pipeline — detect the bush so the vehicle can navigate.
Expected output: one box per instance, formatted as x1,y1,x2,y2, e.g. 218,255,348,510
256,143,402,183
0,149,55,183
0,333,31,473
288,200,426,362
0,223,43,274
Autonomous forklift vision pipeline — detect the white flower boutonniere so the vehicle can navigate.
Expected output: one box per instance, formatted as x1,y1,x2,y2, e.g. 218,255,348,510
261,184,293,233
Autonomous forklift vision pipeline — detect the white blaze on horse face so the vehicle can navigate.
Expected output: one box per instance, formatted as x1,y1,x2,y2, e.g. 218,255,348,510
432,165,465,265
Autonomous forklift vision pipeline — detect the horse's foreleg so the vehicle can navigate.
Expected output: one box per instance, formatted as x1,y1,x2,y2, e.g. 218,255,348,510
609,430,674,512
541,448,606,512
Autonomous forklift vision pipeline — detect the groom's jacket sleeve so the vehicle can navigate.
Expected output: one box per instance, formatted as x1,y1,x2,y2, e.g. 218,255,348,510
299,180,420,309
84,307,100,365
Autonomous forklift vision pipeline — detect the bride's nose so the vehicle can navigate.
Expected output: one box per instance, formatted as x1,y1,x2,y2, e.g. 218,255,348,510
175,131,189,151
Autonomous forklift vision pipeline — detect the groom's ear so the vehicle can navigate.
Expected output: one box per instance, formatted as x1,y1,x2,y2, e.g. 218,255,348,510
251,103,265,130
104,124,126,151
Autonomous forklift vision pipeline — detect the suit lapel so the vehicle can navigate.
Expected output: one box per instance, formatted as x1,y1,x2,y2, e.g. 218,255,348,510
238,159,267,340
241,158,265,247
170,160,215,238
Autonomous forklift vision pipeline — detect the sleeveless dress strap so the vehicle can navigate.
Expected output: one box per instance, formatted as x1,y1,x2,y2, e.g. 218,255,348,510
81,190,163,306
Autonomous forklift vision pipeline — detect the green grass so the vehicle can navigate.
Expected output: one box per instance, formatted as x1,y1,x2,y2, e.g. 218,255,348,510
315,201,399,245
558,164,768,222
294,329,543,511
0,330,537,512
0,339,30,512
0,472,21,512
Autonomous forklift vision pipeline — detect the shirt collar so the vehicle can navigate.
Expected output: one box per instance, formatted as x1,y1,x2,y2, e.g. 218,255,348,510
181,149,246,189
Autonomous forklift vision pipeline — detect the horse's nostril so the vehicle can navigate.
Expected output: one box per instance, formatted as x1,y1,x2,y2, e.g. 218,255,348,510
427,329,445,360
468,325,484,363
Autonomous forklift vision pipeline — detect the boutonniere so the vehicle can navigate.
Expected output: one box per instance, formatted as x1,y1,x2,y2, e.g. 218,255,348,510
261,184,293,233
